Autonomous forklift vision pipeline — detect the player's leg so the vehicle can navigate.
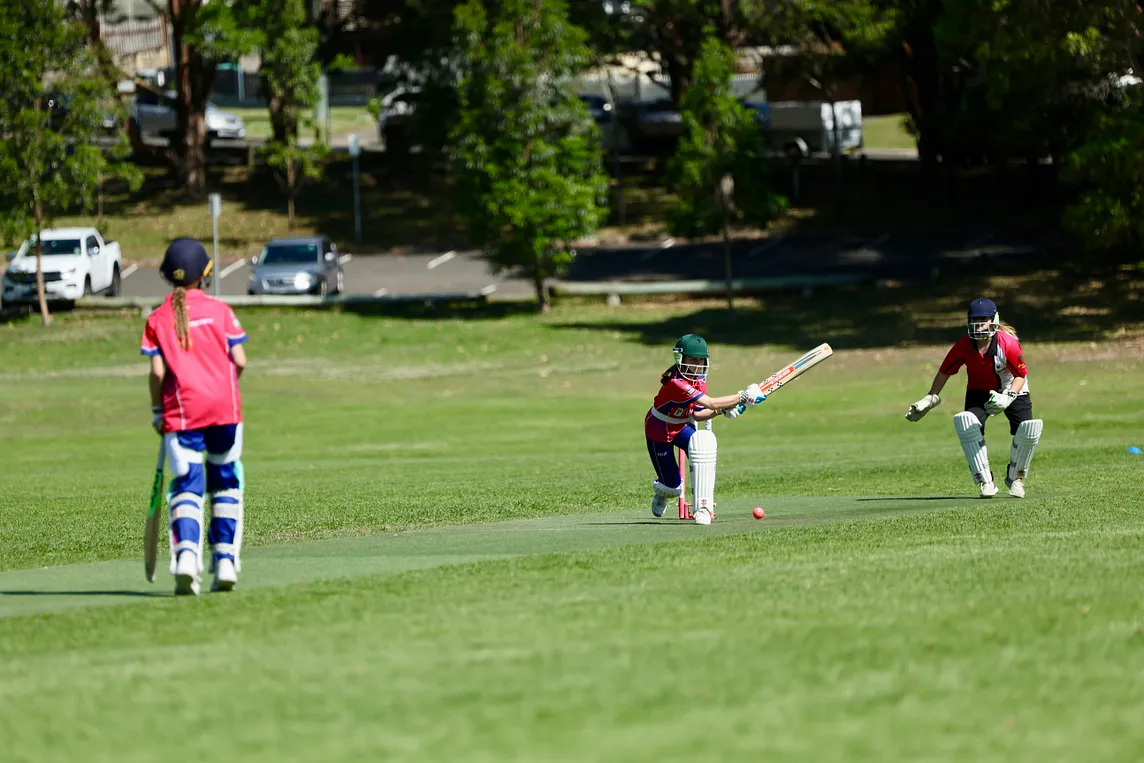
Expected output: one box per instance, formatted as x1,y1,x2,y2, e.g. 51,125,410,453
1004,396,1041,498
164,430,207,595
647,437,683,517
955,394,996,497
685,427,717,525
204,423,244,591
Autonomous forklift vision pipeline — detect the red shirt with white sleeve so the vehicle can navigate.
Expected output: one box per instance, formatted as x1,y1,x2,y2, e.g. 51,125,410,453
141,290,247,432
644,372,708,442
940,332,1029,394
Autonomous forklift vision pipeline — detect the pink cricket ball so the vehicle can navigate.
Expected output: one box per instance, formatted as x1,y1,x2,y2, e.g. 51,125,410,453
752,507,765,520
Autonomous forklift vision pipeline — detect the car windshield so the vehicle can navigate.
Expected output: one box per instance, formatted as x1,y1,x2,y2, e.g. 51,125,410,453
36,239,83,255
260,244,319,265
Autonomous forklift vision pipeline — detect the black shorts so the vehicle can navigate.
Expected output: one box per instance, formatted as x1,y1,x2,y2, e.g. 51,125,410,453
964,390,1033,436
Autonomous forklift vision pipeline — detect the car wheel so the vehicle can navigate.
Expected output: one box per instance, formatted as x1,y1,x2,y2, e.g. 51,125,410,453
317,279,328,298
107,265,121,297
83,277,92,297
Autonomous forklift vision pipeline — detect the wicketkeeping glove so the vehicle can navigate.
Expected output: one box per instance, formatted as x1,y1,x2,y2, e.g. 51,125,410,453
151,406,163,435
985,389,1018,416
905,393,941,422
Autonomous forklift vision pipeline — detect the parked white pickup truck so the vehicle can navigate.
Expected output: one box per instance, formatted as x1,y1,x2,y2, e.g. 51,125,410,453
2,228,123,304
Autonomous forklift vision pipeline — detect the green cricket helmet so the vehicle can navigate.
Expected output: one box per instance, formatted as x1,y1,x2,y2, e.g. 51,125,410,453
673,333,710,381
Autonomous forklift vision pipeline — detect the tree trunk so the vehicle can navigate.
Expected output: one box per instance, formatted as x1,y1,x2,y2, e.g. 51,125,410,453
286,158,296,231
721,222,734,312
533,264,549,313
268,95,290,143
830,98,843,223
171,0,213,199
33,202,51,327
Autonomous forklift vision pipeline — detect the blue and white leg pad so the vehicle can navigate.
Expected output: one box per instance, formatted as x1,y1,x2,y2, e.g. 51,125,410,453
206,427,244,573
164,433,206,575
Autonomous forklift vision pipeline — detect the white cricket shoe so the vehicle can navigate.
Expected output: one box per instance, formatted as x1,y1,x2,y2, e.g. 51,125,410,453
174,551,201,596
693,507,713,526
651,493,668,518
1007,478,1025,498
212,557,238,592
979,481,999,499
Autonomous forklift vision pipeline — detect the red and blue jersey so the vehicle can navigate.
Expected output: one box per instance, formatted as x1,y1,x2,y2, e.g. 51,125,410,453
141,290,247,432
940,331,1028,393
644,372,707,442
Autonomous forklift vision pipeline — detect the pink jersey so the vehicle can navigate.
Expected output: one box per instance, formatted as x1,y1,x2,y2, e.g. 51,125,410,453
141,290,247,432
644,372,707,442
940,331,1028,393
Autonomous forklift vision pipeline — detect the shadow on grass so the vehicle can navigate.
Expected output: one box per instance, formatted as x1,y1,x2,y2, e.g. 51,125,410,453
550,252,1144,349
854,497,969,502
0,590,167,598
335,299,539,321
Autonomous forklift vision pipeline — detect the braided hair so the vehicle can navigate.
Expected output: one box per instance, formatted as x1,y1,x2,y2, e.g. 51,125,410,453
173,285,192,350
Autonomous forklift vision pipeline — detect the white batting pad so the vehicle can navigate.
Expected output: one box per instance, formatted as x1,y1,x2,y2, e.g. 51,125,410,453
954,412,992,485
1010,418,1043,480
167,493,204,575
688,429,718,514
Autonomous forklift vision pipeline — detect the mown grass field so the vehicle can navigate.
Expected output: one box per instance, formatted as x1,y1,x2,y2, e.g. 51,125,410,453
1,300,1143,762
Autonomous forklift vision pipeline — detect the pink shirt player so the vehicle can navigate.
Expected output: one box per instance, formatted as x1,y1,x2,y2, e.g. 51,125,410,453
142,290,248,432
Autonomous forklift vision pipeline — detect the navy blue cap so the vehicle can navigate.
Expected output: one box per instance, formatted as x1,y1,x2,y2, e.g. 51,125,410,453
967,297,997,318
160,238,212,286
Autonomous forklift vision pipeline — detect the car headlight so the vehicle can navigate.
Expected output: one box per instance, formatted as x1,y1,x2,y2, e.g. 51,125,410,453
294,272,313,289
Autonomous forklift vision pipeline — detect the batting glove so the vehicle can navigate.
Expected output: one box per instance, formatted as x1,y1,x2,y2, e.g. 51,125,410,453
723,404,746,420
151,406,163,435
905,393,941,422
985,390,1017,416
741,383,766,407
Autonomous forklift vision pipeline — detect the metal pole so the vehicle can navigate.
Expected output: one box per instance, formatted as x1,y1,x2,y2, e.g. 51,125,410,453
213,214,220,297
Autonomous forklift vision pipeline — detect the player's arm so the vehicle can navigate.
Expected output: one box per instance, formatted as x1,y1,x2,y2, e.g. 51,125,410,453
693,407,720,422
149,354,165,408
927,372,951,397
230,343,247,378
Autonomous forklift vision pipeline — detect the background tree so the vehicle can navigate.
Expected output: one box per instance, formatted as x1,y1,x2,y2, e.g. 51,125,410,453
245,0,329,229
668,35,786,310
157,0,255,198
0,0,140,326
449,0,608,311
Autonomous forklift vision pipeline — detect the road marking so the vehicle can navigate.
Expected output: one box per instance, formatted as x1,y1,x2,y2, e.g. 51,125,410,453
219,260,246,279
372,288,389,297
478,284,497,296
338,253,353,265
427,251,456,269
120,264,138,278
748,234,787,258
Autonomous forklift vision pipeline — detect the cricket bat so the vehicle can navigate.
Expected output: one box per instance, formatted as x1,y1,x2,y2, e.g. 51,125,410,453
756,342,834,396
144,442,165,583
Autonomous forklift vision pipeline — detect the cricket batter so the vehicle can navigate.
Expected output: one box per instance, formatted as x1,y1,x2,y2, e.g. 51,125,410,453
905,297,1043,498
141,239,248,595
645,334,766,525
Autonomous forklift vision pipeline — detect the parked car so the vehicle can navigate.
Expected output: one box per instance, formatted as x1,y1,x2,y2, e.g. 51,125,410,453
2,228,123,304
764,100,864,159
247,236,343,297
130,89,246,144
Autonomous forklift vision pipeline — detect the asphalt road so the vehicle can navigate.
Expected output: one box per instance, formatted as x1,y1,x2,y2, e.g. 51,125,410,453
106,229,1059,301
118,249,536,300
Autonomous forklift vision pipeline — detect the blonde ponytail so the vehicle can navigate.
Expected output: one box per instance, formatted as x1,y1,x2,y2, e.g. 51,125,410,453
173,286,192,350
998,320,1018,340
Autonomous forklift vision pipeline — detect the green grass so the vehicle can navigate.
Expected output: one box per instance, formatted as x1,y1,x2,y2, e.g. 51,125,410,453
226,105,377,142
1,302,1143,761
862,113,916,150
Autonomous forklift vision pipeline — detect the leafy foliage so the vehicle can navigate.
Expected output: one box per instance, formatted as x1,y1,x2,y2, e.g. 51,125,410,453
0,0,141,324
449,0,608,309
1062,97,1144,250
668,35,785,240
244,0,329,228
